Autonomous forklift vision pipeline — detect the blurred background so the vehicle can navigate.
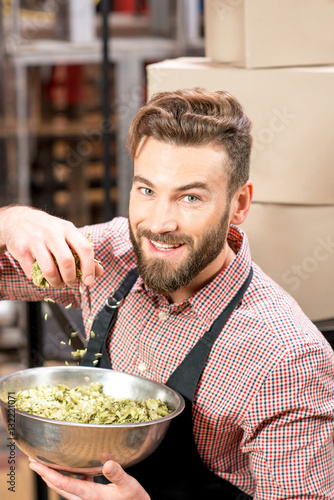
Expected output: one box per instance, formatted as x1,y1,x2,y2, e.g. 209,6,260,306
1,1,334,499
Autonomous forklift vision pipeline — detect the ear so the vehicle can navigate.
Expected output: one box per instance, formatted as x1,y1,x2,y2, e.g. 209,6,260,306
230,181,253,225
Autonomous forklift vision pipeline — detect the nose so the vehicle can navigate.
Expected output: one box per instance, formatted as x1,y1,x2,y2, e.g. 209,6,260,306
149,199,178,234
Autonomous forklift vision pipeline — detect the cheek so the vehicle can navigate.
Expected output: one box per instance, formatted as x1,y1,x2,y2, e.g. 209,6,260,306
129,194,154,225
128,193,141,224
182,207,218,232
129,191,140,216
129,209,150,239
182,217,201,236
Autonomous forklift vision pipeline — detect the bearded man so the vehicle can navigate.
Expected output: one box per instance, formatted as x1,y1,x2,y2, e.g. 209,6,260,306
1,89,334,500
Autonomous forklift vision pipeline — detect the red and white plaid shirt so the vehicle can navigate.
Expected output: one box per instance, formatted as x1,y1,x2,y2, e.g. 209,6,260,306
1,217,334,499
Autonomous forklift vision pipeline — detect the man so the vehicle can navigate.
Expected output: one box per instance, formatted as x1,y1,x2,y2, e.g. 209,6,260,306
1,89,334,499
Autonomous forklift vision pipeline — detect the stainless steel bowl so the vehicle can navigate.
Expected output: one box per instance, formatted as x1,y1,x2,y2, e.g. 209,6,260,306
0,366,184,475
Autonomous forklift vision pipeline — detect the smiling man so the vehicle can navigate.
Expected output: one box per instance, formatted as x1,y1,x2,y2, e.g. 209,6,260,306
128,138,244,301
0,89,334,500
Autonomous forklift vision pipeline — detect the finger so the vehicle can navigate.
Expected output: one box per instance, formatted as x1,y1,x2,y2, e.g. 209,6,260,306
45,242,79,288
94,261,104,279
32,221,95,288
32,246,68,289
29,463,94,500
64,232,97,287
6,227,66,287
95,262,104,278
9,242,36,280
43,478,82,500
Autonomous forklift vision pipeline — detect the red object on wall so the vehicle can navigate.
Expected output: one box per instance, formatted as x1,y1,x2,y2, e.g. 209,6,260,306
113,0,148,13
44,65,84,105
113,0,136,12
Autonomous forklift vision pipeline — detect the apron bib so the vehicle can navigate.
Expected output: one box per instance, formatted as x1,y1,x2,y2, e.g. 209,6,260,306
83,268,253,500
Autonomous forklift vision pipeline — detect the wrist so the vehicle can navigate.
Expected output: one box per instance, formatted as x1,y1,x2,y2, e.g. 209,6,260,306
0,205,32,253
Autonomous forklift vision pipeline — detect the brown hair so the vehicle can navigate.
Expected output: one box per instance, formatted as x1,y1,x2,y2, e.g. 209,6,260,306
127,88,252,198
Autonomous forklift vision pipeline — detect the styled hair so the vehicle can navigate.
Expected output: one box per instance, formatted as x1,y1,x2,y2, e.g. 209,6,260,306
127,88,252,198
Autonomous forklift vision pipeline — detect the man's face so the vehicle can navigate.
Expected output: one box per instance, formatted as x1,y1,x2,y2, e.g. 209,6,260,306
129,137,234,297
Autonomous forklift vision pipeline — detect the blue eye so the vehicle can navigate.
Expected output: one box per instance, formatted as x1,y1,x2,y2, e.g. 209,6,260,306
141,187,154,196
184,195,199,203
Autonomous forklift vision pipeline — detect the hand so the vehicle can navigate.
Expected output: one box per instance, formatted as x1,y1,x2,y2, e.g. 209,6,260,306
0,206,103,288
29,459,150,500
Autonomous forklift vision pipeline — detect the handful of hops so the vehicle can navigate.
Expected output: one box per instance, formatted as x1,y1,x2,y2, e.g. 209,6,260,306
32,250,82,289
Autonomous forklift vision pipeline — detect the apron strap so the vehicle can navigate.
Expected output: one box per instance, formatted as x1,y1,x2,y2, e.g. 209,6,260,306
167,268,253,401
81,267,139,367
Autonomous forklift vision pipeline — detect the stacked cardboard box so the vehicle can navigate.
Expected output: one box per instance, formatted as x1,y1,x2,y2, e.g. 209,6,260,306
205,0,334,69
146,1,334,321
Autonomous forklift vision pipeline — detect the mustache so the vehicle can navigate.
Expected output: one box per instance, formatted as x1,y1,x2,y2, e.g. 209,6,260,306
137,227,193,246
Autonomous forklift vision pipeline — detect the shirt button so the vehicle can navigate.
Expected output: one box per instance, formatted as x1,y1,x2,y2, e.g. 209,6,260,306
158,311,168,321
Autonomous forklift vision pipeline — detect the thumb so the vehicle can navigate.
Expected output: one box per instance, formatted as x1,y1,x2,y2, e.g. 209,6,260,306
102,461,150,500
103,461,127,485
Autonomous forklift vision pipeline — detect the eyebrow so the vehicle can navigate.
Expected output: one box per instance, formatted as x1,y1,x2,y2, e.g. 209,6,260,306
132,175,210,193
133,175,154,188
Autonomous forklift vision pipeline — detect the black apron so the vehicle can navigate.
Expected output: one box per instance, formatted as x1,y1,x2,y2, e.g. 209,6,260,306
82,268,253,500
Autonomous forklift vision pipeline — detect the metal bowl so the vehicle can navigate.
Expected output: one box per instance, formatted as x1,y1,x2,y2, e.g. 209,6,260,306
0,366,184,475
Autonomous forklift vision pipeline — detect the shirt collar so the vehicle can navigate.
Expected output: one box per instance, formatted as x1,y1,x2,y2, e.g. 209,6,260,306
132,225,252,324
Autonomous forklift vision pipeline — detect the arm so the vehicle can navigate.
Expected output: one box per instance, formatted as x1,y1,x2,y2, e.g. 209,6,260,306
0,205,103,288
242,343,334,499
29,459,150,500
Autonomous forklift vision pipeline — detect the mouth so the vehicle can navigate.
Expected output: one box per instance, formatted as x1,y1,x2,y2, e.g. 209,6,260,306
145,238,186,257
149,240,183,252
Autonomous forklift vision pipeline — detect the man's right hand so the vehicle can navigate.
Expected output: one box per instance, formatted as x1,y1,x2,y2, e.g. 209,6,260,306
0,206,104,288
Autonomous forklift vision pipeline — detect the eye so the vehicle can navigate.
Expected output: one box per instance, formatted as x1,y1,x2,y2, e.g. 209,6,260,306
183,194,199,203
140,187,154,196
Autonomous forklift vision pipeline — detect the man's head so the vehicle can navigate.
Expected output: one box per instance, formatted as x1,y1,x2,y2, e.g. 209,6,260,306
127,89,253,300
127,88,252,201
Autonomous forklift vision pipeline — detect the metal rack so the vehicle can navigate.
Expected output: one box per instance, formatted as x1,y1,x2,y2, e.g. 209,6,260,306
6,36,192,214
0,1,204,216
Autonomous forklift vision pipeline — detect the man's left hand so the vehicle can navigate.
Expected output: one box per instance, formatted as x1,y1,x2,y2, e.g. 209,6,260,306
29,459,150,500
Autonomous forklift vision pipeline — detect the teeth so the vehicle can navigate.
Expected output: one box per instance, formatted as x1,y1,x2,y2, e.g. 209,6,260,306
150,240,181,251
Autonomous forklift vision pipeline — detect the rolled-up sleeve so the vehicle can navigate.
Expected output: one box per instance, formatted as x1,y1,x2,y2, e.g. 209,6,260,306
242,344,334,499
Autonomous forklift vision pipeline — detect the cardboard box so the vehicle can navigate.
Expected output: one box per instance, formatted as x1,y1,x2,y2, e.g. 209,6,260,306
147,58,334,204
240,203,334,321
204,0,334,68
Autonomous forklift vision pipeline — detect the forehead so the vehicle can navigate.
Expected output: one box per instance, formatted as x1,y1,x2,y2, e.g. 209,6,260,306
134,137,228,187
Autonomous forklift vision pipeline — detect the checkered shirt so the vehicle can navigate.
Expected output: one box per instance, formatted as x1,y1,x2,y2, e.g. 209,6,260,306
1,217,334,499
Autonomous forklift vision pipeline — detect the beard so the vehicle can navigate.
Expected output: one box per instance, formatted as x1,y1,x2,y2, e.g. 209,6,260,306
128,207,231,296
